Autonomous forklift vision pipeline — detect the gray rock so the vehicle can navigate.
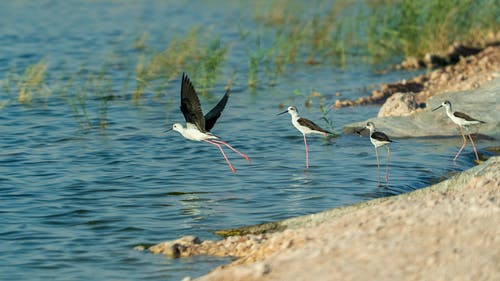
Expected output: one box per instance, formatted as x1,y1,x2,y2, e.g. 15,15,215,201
343,78,500,138
377,92,418,117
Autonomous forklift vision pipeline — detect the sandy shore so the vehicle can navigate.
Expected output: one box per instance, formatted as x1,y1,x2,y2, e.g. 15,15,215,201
151,157,499,281
147,46,500,281
198,157,499,281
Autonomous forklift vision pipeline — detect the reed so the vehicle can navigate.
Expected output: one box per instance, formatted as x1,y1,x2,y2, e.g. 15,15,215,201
16,61,49,103
134,27,228,96
199,38,229,95
133,32,148,51
319,102,337,138
245,0,353,87
68,83,91,131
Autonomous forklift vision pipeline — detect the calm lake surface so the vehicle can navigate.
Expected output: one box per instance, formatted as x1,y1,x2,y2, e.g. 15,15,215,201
0,1,494,280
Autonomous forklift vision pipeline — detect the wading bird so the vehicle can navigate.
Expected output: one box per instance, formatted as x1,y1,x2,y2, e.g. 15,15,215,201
365,122,392,184
278,106,333,169
432,100,485,162
168,73,250,173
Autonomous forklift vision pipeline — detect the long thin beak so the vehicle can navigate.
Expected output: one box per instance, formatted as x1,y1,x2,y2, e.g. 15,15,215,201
432,104,443,111
164,128,173,133
277,110,288,116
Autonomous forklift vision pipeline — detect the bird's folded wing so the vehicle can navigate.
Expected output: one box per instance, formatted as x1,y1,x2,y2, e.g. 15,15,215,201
297,118,331,134
453,111,483,122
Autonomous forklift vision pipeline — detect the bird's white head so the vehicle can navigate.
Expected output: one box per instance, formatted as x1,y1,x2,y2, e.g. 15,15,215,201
172,123,184,133
366,122,375,132
432,100,451,112
277,106,298,117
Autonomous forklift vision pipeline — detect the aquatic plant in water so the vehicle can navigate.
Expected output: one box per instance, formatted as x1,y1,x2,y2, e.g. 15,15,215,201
16,61,50,104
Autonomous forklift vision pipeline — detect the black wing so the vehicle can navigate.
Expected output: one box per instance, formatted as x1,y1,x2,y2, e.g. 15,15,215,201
454,111,485,123
297,118,331,134
371,131,392,142
204,89,230,132
180,73,206,131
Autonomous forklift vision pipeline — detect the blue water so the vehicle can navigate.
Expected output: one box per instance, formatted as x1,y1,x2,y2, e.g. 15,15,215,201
0,1,494,281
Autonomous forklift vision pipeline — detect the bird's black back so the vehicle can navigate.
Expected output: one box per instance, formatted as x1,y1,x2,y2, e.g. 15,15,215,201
371,131,392,142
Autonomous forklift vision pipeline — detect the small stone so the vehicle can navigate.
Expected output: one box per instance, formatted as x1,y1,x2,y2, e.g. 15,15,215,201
148,236,201,257
371,90,385,100
400,57,424,69
133,245,146,251
430,69,441,80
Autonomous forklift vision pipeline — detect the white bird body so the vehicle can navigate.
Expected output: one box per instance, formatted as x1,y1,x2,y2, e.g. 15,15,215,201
291,116,326,135
366,122,392,148
172,123,218,141
282,106,331,136
442,102,483,127
278,106,331,168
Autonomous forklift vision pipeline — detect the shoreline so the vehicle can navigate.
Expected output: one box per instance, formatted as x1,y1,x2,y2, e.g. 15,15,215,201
150,157,499,281
146,45,500,280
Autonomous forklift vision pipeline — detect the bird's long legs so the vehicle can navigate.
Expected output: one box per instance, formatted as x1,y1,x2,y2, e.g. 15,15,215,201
211,140,251,162
467,133,480,161
203,140,236,173
385,145,390,183
453,127,468,161
375,147,380,183
303,134,309,169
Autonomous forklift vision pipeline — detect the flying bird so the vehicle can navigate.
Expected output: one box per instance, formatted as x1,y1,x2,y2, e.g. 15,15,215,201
168,73,250,173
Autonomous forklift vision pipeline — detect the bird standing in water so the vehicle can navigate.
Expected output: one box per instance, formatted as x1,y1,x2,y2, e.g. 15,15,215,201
278,106,333,169
168,73,250,173
365,122,392,184
432,100,485,162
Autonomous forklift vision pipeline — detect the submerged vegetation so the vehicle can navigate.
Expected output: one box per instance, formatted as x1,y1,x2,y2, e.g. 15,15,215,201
0,0,497,131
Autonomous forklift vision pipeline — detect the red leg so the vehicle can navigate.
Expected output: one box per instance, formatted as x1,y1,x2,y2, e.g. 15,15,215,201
203,140,236,173
374,147,380,184
453,127,467,161
303,134,309,169
212,139,251,162
385,145,390,183
467,133,480,161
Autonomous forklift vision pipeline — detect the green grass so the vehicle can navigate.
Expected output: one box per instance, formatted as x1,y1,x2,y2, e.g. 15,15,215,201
365,0,499,60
